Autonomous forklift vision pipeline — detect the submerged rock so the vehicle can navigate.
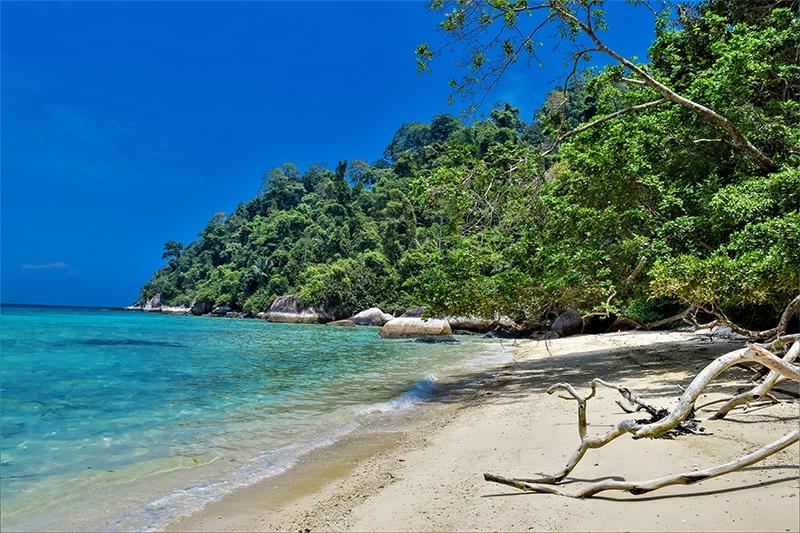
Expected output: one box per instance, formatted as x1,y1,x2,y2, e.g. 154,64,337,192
551,309,583,337
379,317,452,339
350,307,395,326
327,319,355,327
414,335,459,344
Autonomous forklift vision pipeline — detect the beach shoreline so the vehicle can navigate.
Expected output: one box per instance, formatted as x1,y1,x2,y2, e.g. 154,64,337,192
168,331,800,532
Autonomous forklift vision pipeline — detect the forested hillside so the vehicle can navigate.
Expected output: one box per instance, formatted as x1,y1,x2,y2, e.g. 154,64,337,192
140,0,799,329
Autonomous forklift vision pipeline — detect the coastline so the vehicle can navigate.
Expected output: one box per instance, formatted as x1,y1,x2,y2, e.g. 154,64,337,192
168,331,800,532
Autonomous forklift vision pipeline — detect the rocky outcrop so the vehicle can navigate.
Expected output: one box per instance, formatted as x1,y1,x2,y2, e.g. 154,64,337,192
350,307,394,326
124,301,144,311
447,316,497,334
379,317,452,339
212,305,232,317
191,300,214,316
143,294,162,312
551,309,583,337
266,295,327,324
161,306,191,315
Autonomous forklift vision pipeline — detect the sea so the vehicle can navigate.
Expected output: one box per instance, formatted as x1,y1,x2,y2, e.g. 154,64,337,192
0,304,511,531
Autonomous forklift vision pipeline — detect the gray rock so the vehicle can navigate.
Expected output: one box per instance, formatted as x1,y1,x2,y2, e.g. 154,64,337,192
551,309,583,337
606,317,640,333
265,295,327,323
327,319,355,327
212,305,232,316
269,295,301,314
191,300,214,316
379,317,452,338
414,335,459,344
446,316,497,333
350,307,394,326
161,306,191,315
143,294,162,312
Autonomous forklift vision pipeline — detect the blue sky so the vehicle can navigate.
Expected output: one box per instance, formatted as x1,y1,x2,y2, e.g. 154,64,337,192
1,1,656,307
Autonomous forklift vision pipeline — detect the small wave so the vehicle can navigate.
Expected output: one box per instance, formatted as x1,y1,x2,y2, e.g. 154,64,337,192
110,422,359,532
358,373,439,415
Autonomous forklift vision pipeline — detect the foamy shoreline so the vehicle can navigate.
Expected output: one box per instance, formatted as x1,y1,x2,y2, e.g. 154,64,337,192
167,331,799,532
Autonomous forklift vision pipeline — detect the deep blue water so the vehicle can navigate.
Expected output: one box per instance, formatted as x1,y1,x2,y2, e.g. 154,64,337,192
0,305,502,531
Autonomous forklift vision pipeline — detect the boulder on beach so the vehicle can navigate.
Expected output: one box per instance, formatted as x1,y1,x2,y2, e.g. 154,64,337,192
551,309,583,337
446,316,496,334
266,295,327,324
379,317,452,339
350,307,394,326
143,294,162,312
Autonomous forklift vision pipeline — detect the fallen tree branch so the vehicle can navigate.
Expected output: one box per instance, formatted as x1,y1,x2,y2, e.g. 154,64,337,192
486,343,800,487
485,428,799,498
711,342,800,419
645,305,697,330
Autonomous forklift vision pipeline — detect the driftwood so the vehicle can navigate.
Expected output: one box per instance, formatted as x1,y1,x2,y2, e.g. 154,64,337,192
484,340,800,498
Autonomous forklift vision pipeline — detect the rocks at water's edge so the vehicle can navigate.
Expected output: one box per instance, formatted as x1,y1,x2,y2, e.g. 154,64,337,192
327,319,355,327
161,306,191,315
143,294,162,312
551,309,583,337
379,317,452,338
415,335,459,344
191,300,214,316
266,295,327,324
350,307,395,326
212,305,232,317
446,316,496,334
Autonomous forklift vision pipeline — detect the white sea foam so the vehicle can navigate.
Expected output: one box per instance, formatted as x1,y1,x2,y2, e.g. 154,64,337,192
111,422,359,532
357,372,439,414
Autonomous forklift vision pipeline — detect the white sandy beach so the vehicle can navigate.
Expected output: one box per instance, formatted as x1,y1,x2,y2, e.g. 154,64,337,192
170,331,800,532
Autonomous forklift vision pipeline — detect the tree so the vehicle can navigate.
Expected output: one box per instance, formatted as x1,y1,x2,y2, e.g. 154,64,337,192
417,0,775,170
162,240,184,261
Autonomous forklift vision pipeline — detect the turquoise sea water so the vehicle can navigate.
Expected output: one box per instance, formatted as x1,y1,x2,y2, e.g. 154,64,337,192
0,305,506,531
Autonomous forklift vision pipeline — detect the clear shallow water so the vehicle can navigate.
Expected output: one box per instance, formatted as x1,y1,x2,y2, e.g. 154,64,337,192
0,305,504,531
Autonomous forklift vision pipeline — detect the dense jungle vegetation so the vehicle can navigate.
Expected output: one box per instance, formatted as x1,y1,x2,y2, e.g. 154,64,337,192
140,0,799,328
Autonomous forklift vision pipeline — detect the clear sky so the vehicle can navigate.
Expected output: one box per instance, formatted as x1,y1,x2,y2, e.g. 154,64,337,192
1,1,656,307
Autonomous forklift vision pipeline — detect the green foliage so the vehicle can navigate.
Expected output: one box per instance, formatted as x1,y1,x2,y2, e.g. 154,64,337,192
140,2,798,329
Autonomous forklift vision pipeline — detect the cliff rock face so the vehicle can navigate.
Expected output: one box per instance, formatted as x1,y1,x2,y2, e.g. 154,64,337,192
143,294,162,312
266,295,327,324
379,317,452,338
551,309,583,337
350,307,395,326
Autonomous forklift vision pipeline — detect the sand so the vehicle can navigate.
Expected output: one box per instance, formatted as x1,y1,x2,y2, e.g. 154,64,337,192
169,331,800,532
